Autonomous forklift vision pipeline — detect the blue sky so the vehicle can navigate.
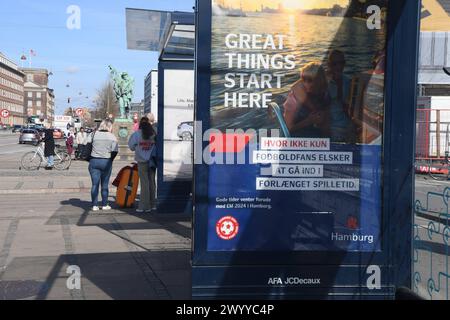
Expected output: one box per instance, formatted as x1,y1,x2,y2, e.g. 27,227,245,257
0,0,194,114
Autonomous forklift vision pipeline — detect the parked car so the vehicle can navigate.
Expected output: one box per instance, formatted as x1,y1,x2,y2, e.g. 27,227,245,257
177,122,194,141
12,125,23,133
19,129,41,145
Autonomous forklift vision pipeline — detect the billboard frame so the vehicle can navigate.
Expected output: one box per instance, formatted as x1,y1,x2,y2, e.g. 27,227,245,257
193,0,420,298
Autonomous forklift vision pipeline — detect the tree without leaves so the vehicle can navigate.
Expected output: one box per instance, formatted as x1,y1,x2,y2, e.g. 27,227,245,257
79,107,94,127
94,79,119,120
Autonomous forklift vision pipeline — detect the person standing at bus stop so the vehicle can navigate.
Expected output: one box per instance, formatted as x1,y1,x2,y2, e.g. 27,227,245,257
88,120,119,212
128,121,156,213
145,114,158,211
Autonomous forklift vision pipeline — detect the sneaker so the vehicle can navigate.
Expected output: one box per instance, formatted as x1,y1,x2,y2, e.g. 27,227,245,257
92,206,100,212
136,209,145,213
102,205,112,211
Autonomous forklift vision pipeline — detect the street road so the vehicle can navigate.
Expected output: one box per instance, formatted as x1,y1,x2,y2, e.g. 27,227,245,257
0,133,32,156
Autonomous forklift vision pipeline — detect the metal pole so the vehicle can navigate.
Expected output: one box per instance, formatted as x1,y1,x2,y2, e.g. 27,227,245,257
446,124,450,155
437,110,441,159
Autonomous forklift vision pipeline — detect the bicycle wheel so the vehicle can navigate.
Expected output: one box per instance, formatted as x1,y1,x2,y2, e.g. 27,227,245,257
21,152,42,171
429,160,448,181
54,151,72,171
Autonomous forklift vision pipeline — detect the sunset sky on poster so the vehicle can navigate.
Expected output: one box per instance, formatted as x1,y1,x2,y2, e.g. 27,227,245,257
216,0,350,10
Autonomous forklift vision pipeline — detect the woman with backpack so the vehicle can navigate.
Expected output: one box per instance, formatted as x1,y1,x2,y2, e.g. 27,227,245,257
128,121,156,213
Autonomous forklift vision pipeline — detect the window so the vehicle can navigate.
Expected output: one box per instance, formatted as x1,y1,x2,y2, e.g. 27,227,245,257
27,74,33,82
28,92,32,98
36,92,41,99
27,101,32,107
36,101,41,107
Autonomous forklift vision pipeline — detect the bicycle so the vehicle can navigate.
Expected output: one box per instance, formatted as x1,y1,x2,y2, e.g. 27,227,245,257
21,142,72,171
428,152,450,181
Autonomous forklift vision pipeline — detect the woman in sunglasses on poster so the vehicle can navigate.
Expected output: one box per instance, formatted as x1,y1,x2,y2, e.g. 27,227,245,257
283,62,331,138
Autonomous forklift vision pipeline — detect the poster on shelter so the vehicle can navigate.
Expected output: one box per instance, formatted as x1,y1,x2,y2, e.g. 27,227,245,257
207,0,388,252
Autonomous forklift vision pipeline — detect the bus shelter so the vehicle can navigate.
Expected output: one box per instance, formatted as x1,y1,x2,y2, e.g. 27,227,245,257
127,9,195,214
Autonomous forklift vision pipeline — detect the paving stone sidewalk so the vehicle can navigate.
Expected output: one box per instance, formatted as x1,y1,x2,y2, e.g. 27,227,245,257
0,192,191,300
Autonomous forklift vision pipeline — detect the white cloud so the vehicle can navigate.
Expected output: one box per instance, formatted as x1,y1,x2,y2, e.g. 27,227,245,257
65,66,80,74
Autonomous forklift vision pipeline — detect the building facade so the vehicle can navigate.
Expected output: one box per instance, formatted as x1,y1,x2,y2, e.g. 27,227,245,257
418,31,450,97
130,100,145,119
144,69,158,121
0,52,25,126
21,68,55,126
144,71,152,114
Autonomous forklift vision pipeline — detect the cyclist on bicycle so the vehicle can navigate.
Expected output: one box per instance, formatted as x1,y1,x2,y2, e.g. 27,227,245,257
43,127,56,170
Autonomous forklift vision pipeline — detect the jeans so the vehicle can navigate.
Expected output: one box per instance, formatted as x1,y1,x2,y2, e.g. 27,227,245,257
47,155,54,167
89,158,113,207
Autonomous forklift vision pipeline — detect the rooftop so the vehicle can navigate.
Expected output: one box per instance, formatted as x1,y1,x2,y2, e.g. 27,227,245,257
0,52,24,75
20,68,49,74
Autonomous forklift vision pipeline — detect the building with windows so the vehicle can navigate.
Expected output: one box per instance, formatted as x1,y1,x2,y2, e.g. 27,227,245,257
21,68,55,126
144,69,158,120
130,100,145,119
0,52,25,125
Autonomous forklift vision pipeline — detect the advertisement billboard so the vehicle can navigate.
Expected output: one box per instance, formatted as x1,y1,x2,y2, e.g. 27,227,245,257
206,0,387,253
421,0,450,31
193,0,420,299
163,69,195,182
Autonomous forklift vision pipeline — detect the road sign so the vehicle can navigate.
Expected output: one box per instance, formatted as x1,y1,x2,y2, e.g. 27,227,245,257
0,109,10,118
75,108,84,117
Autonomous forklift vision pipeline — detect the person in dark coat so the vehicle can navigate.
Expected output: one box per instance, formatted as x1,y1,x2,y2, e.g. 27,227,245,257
43,128,56,170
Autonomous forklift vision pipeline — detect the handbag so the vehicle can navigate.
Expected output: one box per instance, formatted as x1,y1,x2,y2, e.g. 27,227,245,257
80,132,95,162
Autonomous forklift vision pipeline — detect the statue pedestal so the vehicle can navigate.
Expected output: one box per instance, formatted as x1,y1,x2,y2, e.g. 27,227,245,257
113,118,135,161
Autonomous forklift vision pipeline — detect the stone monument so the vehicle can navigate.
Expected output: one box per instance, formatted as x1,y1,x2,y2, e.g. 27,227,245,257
109,65,136,160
